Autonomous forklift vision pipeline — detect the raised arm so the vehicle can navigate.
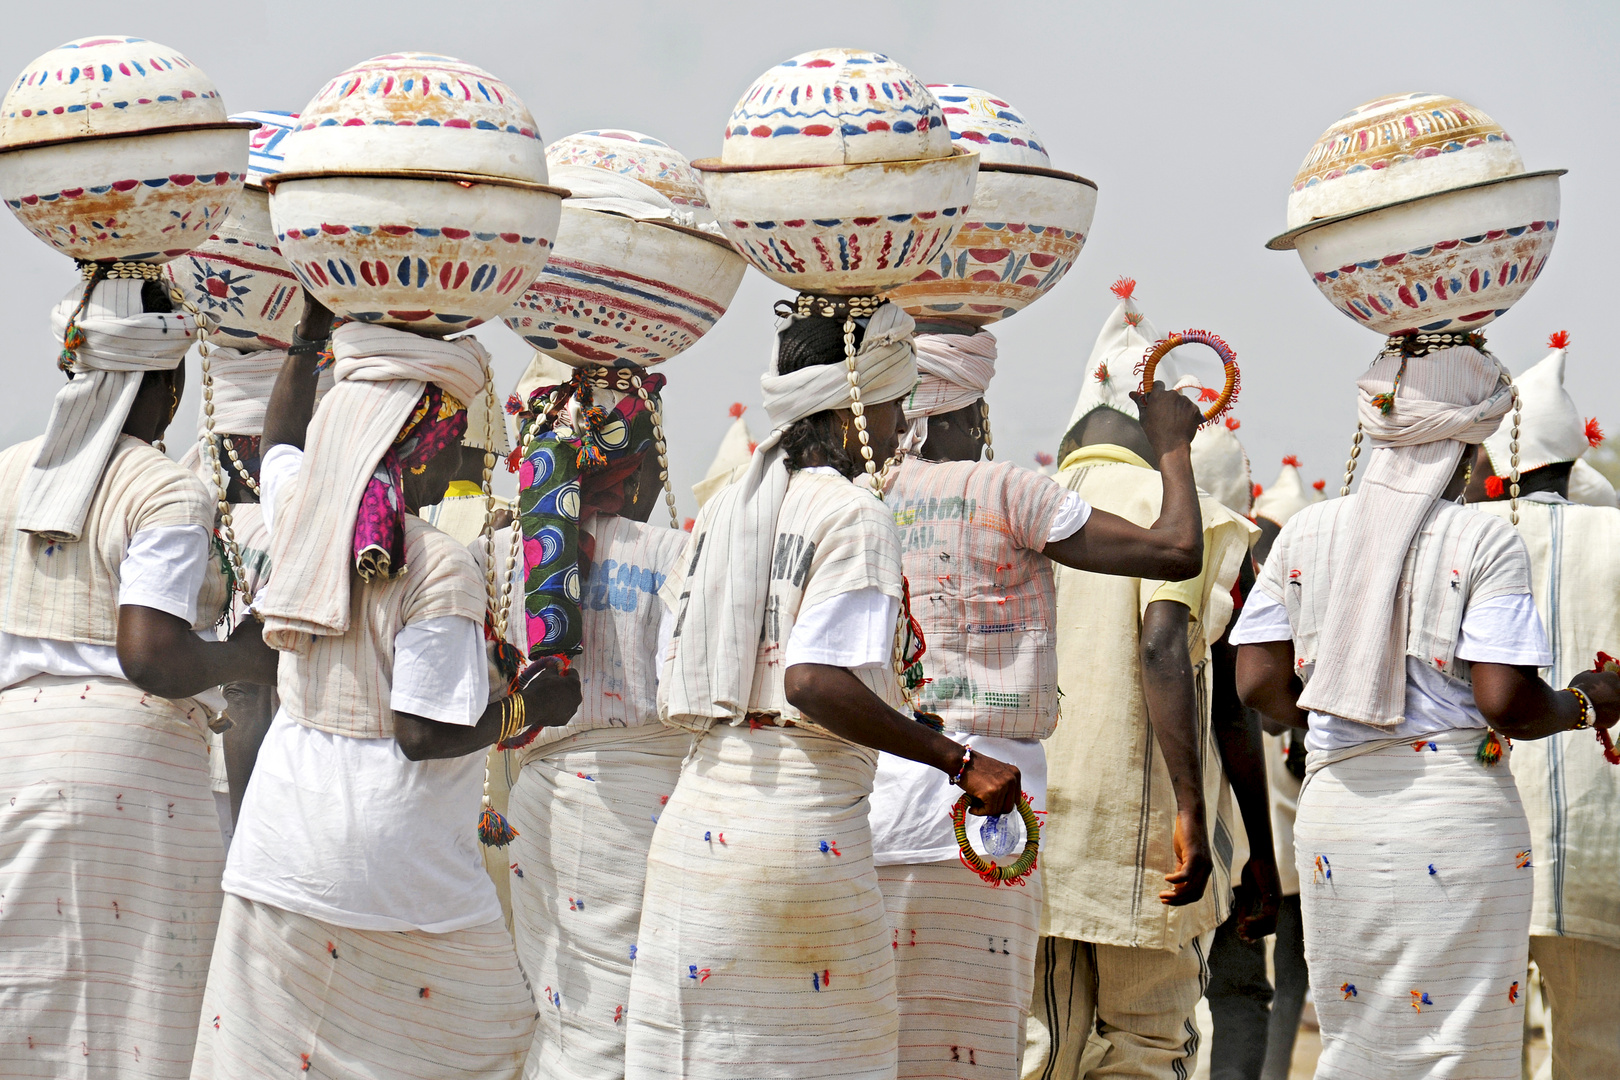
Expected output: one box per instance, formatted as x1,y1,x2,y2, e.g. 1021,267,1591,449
262,295,334,452
1140,598,1212,905
1043,385,1204,581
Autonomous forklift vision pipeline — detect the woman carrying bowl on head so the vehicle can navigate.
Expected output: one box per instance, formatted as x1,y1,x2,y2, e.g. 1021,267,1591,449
623,301,1023,1080
0,270,280,1079
189,298,583,1080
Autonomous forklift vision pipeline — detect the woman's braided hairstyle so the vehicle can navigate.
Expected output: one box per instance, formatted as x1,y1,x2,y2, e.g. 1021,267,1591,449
776,315,866,475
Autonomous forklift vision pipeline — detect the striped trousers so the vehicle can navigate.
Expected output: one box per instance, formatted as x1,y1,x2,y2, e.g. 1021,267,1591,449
1022,934,1210,1080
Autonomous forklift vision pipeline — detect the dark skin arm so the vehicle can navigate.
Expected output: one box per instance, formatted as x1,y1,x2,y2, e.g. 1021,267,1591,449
1237,642,1620,739
1140,599,1213,905
1210,632,1280,940
395,661,583,762
783,663,1021,816
117,606,280,699
222,681,274,822
262,297,335,452
1043,387,1205,582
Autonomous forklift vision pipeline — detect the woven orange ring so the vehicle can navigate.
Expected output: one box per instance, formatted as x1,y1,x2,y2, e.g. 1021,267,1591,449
949,792,1040,887
1137,330,1240,426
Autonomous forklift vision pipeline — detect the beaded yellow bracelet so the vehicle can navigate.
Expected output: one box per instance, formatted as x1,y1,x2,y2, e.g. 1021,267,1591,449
950,792,1041,888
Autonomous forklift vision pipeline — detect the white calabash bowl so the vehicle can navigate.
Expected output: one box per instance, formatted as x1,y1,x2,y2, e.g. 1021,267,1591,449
694,149,979,295
1294,172,1561,335
0,125,249,262
269,172,564,334
504,206,746,366
891,164,1095,325
164,186,301,348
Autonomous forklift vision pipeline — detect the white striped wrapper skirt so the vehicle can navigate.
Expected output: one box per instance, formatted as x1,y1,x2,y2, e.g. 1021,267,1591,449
509,724,692,1080
877,860,1041,1079
0,674,224,1080
624,721,899,1080
191,894,537,1080
1296,727,1532,1080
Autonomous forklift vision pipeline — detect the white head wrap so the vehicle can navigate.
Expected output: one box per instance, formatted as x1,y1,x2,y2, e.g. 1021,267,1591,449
1190,422,1253,516
1569,457,1619,508
16,279,196,542
177,348,339,483
1298,347,1512,727
900,330,996,453
1483,340,1590,475
255,322,491,650
662,302,917,730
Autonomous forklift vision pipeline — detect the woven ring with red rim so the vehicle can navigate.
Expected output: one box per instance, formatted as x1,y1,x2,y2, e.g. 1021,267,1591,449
1136,330,1240,426
950,792,1041,887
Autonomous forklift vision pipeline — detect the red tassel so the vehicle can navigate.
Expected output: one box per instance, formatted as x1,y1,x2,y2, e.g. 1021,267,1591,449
729,402,745,418
1485,475,1504,499
1197,386,1220,402
1252,483,1263,499
1110,276,1137,300
1094,362,1110,383
1313,479,1326,492
1282,454,1301,467
1586,418,1604,448
1547,329,1570,349
682,517,695,532
1225,416,1241,431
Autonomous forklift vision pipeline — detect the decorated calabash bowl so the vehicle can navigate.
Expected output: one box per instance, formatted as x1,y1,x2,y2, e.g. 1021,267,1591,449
164,112,302,349
1292,172,1561,336
891,84,1094,325
721,48,950,168
268,53,563,334
0,36,251,263
547,129,710,215
268,171,564,334
504,207,746,366
694,150,979,295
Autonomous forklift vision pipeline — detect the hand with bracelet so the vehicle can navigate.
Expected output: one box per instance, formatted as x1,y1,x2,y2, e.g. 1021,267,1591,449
397,657,581,762
1471,660,1620,746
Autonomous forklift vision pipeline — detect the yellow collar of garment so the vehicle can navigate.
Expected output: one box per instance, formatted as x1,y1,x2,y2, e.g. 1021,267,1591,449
441,480,484,499
1058,444,1154,473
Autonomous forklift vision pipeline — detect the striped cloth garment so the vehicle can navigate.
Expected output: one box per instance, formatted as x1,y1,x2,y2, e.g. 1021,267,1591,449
190,894,536,1080
509,725,691,1080
624,723,898,1080
256,323,490,650
1296,728,1531,1080
877,861,1041,1079
0,675,223,1079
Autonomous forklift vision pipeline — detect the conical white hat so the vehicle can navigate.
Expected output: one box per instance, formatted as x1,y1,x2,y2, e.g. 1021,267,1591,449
1190,420,1253,516
1485,334,1590,475
1253,457,1316,526
1065,279,1160,432
1569,457,1618,508
693,404,757,507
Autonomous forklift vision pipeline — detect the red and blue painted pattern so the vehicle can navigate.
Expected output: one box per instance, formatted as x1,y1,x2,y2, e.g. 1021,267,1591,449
238,110,298,187
296,53,539,140
899,222,1083,321
5,170,242,258
546,129,710,210
1,37,226,136
928,84,1050,167
1311,219,1558,333
724,207,967,281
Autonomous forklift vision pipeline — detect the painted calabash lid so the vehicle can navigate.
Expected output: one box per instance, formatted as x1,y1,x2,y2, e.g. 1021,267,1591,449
546,129,707,210
280,53,547,183
239,110,298,188
1285,93,1523,231
720,48,950,167
0,36,230,148
928,84,1049,168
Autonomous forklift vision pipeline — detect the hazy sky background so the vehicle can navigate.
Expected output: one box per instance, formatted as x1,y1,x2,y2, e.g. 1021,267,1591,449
0,0,1613,507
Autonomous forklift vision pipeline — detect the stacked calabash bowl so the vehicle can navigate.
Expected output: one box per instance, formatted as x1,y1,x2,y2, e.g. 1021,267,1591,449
165,111,302,348
267,52,566,334
694,48,979,297
889,84,1095,326
1268,93,1565,336
504,129,747,367
0,36,252,265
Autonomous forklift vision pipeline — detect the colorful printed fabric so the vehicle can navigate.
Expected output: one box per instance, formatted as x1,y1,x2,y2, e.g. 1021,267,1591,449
511,369,665,661
353,385,466,582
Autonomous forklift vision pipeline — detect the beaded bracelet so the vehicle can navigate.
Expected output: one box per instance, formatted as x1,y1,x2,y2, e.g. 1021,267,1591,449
1569,687,1593,729
950,792,1041,887
950,746,973,787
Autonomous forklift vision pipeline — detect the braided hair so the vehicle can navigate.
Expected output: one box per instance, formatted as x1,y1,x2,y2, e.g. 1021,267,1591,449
776,315,866,475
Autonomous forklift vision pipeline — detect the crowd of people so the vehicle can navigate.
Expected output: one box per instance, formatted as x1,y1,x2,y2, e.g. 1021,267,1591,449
0,46,1617,1080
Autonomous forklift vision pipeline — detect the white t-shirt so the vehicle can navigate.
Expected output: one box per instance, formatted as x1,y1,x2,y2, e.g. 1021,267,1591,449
0,523,213,689
868,492,1085,864
1230,588,1551,752
223,444,498,933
